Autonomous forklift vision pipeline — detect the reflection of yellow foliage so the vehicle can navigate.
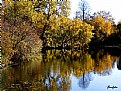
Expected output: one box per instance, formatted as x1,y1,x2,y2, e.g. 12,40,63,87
2,49,119,91
94,52,117,74
74,70,83,77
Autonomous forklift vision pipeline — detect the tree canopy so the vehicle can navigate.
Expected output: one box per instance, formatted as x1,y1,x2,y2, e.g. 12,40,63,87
1,0,118,64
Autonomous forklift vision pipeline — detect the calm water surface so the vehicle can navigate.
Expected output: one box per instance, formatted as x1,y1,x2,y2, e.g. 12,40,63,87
1,50,121,91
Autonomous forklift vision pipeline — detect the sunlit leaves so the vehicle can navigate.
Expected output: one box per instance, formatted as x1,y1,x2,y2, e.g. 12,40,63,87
92,16,105,30
93,11,115,24
92,16,113,40
104,21,112,36
44,16,94,48
71,18,94,47
2,21,42,62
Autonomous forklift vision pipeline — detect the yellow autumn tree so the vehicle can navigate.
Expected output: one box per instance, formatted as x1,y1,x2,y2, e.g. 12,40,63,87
72,18,94,48
92,16,113,40
2,1,42,64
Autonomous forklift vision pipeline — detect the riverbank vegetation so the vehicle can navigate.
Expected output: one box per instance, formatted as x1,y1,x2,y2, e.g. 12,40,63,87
1,0,121,66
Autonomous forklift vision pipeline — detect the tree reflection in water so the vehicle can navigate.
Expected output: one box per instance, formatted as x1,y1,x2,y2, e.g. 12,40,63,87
1,49,119,91
78,72,93,89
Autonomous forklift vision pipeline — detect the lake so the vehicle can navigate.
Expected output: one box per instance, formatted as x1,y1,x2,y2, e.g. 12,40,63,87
1,49,121,91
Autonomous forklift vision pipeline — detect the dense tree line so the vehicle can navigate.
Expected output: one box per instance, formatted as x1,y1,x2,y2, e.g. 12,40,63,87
1,0,121,64
75,0,121,49
1,0,93,63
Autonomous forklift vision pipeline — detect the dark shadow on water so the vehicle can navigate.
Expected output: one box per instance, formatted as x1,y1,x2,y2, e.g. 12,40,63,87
102,47,121,56
117,56,121,70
